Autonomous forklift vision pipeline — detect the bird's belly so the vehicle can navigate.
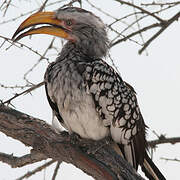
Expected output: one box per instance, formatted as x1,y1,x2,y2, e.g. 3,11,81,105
57,91,109,140
46,62,109,140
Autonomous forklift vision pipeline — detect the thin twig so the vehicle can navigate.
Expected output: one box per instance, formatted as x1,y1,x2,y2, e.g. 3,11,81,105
109,12,142,27
0,35,49,60
108,53,121,76
161,157,180,162
23,38,55,84
0,83,32,89
0,1,6,10
131,0,147,54
1,81,45,105
52,161,62,180
110,23,161,47
62,0,82,8
148,137,180,148
16,160,55,180
0,0,66,25
108,25,143,46
38,0,49,12
2,0,12,17
109,3,179,28
86,0,118,20
114,0,165,23
141,2,180,6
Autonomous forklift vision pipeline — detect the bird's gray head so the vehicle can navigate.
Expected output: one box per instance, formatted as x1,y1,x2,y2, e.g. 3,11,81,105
12,7,109,58
55,7,109,58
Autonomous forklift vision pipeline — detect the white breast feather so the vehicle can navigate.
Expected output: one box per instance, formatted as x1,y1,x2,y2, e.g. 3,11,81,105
46,75,109,140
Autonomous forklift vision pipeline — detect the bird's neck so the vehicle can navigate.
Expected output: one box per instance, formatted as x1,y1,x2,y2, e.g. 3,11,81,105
61,27,108,59
57,42,89,61
59,40,109,60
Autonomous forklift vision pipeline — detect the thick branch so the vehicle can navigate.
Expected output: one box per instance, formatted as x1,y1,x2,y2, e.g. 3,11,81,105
0,105,143,180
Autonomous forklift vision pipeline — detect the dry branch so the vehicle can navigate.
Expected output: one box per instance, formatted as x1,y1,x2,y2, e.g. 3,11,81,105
2,81,45,105
149,137,180,148
0,104,143,180
0,151,46,168
141,2,180,6
110,23,161,47
0,35,49,60
138,12,180,54
16,160,55,180
160,157,180,162
114,0,164,22
52,161,61,180
110,0,180,54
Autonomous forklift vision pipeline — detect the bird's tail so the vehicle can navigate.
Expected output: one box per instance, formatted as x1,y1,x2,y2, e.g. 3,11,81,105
141,151,166,180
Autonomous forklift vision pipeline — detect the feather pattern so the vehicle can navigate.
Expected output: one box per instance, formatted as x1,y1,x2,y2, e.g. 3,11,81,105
44,42,146,169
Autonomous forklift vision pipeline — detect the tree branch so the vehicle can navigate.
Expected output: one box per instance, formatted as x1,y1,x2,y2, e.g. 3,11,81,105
160,157,180,162
138,11,180,54
52,161,61,180
2,81,45,105
113,0,164,22
0,35,49,60
0,104,143,180
109,1,180,54
0,151,46,168
148,137,180,148
141,2,180,6
16,160,55,180
110,23,161,47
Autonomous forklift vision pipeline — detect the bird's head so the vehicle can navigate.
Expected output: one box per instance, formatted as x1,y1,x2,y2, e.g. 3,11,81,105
12,7,109,58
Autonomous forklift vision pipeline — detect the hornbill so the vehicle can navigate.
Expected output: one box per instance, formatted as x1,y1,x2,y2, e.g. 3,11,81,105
12,7,166,180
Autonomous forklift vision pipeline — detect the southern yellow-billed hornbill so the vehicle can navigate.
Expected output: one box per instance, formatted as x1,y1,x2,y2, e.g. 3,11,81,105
12,7,165,180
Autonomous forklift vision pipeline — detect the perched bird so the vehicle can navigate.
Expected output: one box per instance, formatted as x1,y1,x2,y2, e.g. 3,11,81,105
12,7,166,180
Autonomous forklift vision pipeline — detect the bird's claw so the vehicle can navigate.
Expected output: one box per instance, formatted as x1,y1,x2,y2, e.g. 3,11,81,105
69,132,81,145
60,131,69,137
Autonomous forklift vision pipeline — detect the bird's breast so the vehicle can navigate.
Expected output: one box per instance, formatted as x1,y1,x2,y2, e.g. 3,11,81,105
45,60,109,140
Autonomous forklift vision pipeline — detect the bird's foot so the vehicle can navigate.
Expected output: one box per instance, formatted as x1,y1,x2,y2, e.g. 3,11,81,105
60,131,69,137
69,132,81,145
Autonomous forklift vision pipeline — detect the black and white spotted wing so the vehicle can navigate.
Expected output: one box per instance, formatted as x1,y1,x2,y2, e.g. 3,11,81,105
83,59,145,143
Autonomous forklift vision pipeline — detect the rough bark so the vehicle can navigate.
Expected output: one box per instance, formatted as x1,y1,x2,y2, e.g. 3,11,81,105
0,104,144,180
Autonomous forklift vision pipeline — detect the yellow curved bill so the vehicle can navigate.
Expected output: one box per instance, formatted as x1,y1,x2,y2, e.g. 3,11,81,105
12,11,69,41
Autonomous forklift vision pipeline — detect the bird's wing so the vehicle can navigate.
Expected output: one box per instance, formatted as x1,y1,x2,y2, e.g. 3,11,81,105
82,59,147,168
45,82,65,126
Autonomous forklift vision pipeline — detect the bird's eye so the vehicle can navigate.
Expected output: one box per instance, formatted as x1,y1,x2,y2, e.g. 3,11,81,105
65,19,73,26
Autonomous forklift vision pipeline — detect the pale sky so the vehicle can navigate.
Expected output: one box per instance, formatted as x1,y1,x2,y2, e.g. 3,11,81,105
0,1,180,179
